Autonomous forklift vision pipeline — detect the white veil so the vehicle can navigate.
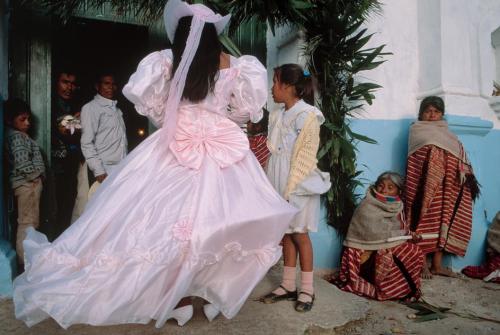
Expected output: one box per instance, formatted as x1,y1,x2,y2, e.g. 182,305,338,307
160,0,231,147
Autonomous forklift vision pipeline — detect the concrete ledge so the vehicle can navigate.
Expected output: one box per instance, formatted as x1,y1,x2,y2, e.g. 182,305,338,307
445,115,493,136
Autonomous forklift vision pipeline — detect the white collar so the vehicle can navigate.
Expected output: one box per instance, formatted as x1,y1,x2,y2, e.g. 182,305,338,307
95,94,117,108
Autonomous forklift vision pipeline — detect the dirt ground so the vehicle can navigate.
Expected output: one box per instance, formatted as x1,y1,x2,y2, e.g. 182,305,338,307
309,275,500,335
1,269,499,335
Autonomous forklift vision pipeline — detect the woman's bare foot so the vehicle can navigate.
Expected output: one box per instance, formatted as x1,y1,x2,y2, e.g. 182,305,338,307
421,266,433,279
430,266,459,278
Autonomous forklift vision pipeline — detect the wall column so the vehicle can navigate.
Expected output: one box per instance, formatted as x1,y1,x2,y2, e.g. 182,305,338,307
417,0,498,269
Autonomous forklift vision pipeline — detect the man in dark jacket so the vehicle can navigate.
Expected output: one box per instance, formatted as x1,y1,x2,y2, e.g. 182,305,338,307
51,69,82,237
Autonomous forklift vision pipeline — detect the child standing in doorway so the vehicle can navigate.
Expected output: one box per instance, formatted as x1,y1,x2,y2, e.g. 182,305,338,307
261,64,330,312
4,99,45,267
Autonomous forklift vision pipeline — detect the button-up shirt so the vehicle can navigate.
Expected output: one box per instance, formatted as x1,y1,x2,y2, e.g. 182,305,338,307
81,94,127,176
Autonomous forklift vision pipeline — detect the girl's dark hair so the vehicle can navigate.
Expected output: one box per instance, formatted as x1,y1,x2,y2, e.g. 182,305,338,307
274,64,314,105
3,98,31,124
172,16,221,102
418,96,445,120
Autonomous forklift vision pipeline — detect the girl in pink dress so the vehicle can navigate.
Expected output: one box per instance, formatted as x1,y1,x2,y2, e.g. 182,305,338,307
13,0,296,329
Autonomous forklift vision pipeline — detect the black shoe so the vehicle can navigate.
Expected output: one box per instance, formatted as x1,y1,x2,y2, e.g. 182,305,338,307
295,292,315,312
259,285,298,304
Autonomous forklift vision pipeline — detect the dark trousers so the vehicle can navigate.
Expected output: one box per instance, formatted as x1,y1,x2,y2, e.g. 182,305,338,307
52,153,80,237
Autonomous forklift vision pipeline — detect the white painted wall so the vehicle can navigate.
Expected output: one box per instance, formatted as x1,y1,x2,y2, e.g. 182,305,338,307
358,0,420,121
362,0,500,127
266,0,500,127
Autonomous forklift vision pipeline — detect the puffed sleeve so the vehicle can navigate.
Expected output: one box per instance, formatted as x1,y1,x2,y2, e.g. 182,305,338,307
228,55,268,124
122,49,173,128
294,106,325,133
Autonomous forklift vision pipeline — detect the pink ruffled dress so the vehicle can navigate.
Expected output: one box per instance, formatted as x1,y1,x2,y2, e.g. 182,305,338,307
13,50,297,329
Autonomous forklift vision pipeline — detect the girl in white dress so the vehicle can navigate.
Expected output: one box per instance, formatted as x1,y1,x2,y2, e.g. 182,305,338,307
261,64,330,312
13,0,297,329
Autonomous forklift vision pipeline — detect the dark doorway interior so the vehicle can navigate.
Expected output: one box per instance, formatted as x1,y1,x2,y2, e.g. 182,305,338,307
52,18,151,150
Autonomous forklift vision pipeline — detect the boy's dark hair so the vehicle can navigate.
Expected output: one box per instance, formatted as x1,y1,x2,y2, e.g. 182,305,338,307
274,64,315,105
172,16,221,102
3,98,31,124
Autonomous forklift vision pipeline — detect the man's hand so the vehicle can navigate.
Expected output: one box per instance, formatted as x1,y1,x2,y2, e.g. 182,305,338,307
410,232,422,242
95,173,108,183
57,124,81,136
58,124,70,135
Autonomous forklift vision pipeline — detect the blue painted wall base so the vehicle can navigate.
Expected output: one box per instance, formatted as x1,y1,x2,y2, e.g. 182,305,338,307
0,239,16,297
311,115,500,271
311,203,342,270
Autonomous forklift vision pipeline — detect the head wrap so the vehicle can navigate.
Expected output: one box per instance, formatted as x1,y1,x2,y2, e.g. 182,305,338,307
375,171,404,192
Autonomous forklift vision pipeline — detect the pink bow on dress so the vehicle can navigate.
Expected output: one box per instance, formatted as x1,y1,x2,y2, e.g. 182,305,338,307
169,116,249,170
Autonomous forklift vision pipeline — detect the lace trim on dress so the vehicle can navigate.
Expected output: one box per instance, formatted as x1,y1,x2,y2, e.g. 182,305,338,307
196,242,281,267
26,237,280,277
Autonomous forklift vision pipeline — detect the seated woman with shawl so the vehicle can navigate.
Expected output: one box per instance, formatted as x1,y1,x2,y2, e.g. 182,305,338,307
404,96,480,279
462,211,500,283
332,172,423,301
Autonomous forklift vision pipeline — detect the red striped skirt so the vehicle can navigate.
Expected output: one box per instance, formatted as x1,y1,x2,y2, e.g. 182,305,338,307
336,243,423,300
405,145,473,256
